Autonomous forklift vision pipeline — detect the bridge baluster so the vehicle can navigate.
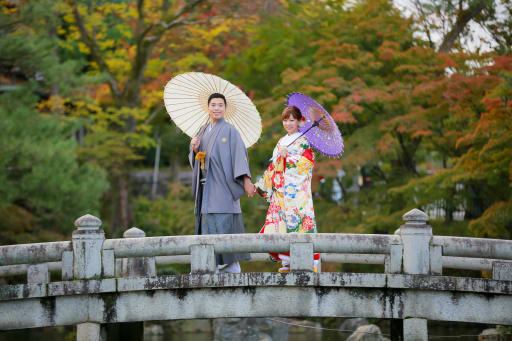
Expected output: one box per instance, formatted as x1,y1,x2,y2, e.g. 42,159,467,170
27,263,49,284
72,214,105,341
398,208,432,340
385,243,403,274
190,244,216,273
429,244,443,276
104,227,155,341
61,251,73,280
492,261,512,280
399,208,432,275
290,242,314,272
72,214,105,279
120,227,155,277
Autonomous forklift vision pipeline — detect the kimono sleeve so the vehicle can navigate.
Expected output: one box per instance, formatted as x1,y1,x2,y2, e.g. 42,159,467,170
255,145,279,199
189,145,196,169
230,126,251,181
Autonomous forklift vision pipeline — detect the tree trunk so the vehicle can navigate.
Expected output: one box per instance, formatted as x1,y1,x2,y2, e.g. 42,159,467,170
151,137,161,199
170,155,180,184
117,175,132,234
438,0,488,53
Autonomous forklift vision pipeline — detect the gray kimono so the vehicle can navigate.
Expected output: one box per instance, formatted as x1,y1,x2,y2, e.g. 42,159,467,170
189,118,251,265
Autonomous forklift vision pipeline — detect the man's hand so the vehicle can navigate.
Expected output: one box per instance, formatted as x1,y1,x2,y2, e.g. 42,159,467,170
243,176,256,197
191,136,200,153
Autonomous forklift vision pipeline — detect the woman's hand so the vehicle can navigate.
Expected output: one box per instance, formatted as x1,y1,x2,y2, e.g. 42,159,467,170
191,137,200,153
278,146,287,158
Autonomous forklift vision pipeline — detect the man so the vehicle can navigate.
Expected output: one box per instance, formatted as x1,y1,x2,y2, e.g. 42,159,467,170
189,93,255,273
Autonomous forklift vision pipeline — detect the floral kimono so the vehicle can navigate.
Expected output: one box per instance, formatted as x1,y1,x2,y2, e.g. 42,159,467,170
255,134,320,264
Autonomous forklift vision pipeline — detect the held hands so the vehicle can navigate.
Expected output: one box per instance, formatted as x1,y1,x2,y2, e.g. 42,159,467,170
278,146,287,158
243,176,257,198
191,137,200,153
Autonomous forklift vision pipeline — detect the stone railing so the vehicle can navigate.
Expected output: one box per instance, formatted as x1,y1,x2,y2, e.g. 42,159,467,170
1,208,512,341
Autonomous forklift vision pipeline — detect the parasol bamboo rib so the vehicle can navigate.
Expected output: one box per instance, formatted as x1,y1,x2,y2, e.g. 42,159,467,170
164,72,261,147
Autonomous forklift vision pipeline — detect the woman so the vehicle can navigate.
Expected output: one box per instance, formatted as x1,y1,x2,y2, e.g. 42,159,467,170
255,105,320,273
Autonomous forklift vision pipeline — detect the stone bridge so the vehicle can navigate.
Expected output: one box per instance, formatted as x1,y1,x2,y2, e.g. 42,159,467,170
0,208,511,340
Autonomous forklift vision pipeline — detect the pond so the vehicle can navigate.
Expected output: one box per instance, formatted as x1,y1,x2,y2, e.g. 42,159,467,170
0,319,495,341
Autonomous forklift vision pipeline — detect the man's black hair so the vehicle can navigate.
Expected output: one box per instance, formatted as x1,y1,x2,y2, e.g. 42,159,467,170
208,93,227,106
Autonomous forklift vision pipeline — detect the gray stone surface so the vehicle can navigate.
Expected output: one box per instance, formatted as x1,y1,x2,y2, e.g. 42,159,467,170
403,318,427,341
400,209,432,275
77,322,101,341
290,242,314,271
0,241,72,266
102,250,115,277
346,324,389,341
72,214,104,280
213,318,272,341
493,261,512,280
429,245,443,275
27,263,49,284
190,244,216,273
61,251,73,280
102,233,401,258
432,235,512,259
478,328,500,341
2,285,512,330
144,323,164,335
48,278,115,296
2,208,512,340
402,209,429,225
2,272,511,302
339,318,370,335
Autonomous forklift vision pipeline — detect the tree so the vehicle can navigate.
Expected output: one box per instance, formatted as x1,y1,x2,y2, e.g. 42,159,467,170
409,0,512,52
0,0,109,243
0,91,108,244
52,0,265,233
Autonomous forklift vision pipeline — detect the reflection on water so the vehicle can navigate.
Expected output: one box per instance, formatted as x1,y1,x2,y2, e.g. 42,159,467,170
0,321,496,341
0,328,69,341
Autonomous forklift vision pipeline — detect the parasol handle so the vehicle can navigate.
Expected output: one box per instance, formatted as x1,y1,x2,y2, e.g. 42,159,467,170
194,117,211,139
286,119,321,147
268,118,323,168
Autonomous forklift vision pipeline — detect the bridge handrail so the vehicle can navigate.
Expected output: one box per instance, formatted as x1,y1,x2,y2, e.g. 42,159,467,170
2,234,512,268
0,234,396,266
3,254,512,277
432,236,512,260
102,233,400,258
0,241,71,266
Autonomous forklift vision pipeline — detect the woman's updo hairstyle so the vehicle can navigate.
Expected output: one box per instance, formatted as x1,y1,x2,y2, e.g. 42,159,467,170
281,105,302,121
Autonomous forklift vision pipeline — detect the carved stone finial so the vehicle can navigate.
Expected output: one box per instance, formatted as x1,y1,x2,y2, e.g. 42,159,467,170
402,208,429,226
74,214,102,230
123,227,146,238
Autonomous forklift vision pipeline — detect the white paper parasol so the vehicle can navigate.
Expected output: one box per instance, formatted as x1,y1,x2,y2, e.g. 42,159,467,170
163,72,261,148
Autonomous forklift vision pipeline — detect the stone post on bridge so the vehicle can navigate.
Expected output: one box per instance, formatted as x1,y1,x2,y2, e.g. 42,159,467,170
397,208,432,341
120,227,156,277
105,227,155,341
72,214,106,341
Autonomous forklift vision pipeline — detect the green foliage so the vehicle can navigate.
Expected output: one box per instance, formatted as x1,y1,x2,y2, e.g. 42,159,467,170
0,91,108,243
133,184,196,237
1,0,511,248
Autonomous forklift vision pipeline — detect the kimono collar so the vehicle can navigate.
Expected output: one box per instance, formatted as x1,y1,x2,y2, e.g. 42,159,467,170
208,118,226,130
280,132,301,146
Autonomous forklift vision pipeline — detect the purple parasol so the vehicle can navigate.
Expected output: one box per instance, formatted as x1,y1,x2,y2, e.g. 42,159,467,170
286,92,344,157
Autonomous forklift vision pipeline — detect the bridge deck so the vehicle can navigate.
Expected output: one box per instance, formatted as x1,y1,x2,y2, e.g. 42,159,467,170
1,272,511,330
